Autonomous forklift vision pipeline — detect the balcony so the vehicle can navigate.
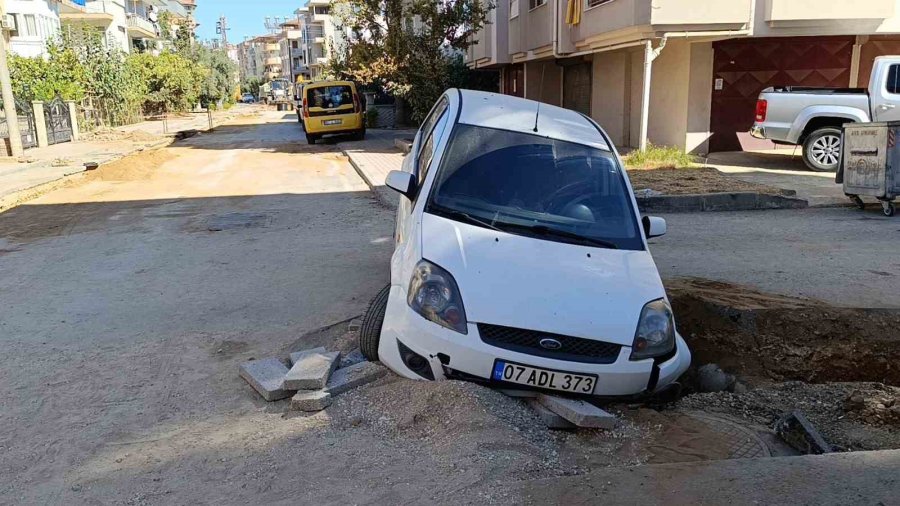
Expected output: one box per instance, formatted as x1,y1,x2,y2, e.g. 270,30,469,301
60,0,115,24
161,0,187,19
315,56,328,65
126,14,158,38
265,56,282,66
265,43,280,52
765,0,894,25
562,0,752,54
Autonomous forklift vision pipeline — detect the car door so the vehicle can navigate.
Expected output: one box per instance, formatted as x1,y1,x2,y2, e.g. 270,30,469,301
391,97,452,288
871,61,900,122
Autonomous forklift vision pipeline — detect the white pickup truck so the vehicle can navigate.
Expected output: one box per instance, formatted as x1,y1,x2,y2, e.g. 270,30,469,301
751,56,900,172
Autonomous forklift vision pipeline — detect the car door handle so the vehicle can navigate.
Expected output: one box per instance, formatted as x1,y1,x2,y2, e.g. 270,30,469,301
880,104,896,110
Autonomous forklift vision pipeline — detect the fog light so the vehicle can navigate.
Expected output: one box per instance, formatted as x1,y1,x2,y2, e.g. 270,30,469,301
397,340,435,380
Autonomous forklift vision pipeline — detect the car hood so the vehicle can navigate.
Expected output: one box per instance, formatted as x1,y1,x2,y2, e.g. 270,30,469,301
420,213,667,346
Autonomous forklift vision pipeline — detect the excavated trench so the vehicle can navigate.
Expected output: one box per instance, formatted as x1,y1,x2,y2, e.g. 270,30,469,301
667,278,900,386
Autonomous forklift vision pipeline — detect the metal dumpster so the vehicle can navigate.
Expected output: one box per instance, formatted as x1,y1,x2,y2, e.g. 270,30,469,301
839,122,900,216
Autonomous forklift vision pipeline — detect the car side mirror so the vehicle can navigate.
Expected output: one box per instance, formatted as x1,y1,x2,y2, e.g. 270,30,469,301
642,216,667,239
385,170,417,200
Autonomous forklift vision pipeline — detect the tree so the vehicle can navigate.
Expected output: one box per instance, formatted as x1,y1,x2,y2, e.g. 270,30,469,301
130,52,205,114
8,41,86,102
331,0,494,123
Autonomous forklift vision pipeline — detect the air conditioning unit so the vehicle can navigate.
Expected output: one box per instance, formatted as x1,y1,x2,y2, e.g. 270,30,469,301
1,14,17,33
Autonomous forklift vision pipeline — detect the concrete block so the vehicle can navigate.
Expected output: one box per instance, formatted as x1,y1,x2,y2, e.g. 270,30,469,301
499,389,539,398
537,394,617,429
326,361,389,396
239,358,293,401
527,399,577,430
284,350,340,390
289,346,327,366
339,348,366,369
290,390,332,412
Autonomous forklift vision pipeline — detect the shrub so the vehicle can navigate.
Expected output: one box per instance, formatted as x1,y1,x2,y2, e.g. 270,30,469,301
129,52,205,114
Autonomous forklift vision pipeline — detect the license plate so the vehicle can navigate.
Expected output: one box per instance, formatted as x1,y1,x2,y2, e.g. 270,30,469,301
492,360,597,394
323,119,342,126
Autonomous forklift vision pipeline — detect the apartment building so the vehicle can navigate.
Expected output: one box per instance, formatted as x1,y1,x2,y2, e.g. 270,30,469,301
238,35,283,81
467,0,900,154
5,0,65,57
300,0,349,79
58,0,189,53
278,19,308,82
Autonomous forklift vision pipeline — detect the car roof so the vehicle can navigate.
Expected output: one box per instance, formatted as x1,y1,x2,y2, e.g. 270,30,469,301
305,80,355,88
453,89,610,151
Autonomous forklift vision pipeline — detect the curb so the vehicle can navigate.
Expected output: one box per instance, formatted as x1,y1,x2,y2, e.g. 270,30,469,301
393,138,412,154
343,152,397,210
637,192,808,213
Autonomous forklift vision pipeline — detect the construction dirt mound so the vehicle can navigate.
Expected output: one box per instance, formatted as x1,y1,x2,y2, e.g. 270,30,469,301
83,127,161,143
667,278,900,385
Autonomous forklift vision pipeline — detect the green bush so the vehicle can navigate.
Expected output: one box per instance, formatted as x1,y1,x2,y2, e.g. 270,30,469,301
129,52,205,114
8,42,86,102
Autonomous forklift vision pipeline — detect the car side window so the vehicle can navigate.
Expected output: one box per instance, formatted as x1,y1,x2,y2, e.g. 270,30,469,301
887,64,900,94
417,109,450,186
415,98,449,173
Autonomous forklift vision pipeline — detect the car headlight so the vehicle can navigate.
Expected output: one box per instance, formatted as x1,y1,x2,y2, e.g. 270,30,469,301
407,259,468,334
630,299,675,360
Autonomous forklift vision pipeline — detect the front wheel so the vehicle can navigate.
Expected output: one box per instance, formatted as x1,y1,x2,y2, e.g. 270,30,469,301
883,201,895,217
802,127,842,172
306,133,318,145
359,285,390,362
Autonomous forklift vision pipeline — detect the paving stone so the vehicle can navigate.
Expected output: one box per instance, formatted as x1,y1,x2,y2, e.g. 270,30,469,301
527,399,577,430
339,348,366,369
290,390,332,412
284,350,341,390
239,358,293,402
289,346,327,366
326,361,389,396
537,394,617,429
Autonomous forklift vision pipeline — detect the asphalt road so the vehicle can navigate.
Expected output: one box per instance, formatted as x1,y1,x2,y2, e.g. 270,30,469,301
650,207,900,308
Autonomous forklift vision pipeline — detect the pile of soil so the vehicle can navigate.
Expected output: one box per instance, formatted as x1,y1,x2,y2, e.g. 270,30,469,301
84,149,176,182
83,127,161,143
628,167,786,195
677,382,900,451
666,278,900,385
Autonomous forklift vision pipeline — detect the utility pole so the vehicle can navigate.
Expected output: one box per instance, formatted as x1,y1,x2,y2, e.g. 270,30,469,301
216,15,229,47
0,0,24,158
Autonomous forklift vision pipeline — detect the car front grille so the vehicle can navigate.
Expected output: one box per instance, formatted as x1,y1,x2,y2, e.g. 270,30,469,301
477,323,622,364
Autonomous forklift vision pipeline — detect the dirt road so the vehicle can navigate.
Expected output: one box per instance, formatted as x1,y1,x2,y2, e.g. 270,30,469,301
0,110,396,502
1,110,897,504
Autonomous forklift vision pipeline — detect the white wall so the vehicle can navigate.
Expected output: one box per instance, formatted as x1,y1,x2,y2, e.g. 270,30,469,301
7,0,61,57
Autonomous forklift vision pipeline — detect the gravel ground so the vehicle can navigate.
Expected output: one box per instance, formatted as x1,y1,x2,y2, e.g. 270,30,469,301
628,167,786,195
677,382,900,452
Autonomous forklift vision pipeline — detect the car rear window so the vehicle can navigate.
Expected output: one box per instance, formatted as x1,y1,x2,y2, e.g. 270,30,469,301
307,85,353,109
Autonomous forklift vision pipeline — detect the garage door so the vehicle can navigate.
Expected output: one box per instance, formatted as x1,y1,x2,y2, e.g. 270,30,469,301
563,63,592,116
709,36,854,152
858,36,900,88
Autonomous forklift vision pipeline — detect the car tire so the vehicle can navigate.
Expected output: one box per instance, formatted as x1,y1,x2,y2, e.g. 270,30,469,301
306,133,317,145
359,284,390,362
802,127,842,172
352,128,365,141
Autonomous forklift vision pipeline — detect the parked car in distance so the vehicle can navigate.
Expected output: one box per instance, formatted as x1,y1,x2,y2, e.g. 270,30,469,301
751,55,900,172
300,80,365,144
240,93,256,104
294,82,306,124
359,89,690,398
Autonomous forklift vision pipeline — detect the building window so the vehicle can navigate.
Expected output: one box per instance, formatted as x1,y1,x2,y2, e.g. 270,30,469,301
510,0,519,18
586,0,614,8
529,0,545,9
24,14,37,37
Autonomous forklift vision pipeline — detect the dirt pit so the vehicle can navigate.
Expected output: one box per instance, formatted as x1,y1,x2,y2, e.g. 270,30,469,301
628,167,788,195
666,277,900,452
668,277,900,385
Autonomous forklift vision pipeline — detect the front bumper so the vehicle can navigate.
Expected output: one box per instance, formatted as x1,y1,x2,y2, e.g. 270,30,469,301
378,285,691,397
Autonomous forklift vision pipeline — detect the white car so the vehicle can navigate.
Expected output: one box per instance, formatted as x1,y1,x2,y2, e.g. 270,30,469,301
359,89,690,398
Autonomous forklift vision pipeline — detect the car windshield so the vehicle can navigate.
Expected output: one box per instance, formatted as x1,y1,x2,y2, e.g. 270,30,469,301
307,85,353,109
425,124,643,250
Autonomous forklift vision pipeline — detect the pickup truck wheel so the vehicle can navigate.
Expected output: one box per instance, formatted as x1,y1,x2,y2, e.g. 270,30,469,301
359,284,390,362
802,127,842,172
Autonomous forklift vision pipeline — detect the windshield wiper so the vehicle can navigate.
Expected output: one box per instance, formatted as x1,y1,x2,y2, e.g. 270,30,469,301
503,223,618,249
431,207,503,232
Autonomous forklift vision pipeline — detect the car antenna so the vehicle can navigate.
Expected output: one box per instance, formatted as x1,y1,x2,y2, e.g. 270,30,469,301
534,63,546,133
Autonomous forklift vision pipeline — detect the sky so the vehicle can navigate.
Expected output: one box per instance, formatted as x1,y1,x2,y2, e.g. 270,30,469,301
194,0,307,44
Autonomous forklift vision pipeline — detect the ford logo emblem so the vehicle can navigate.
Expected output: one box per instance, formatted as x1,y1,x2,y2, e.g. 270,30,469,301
539,338,563,351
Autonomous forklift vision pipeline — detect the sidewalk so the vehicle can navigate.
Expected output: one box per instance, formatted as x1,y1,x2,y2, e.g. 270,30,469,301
0,107,251,212
339,128,414,209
